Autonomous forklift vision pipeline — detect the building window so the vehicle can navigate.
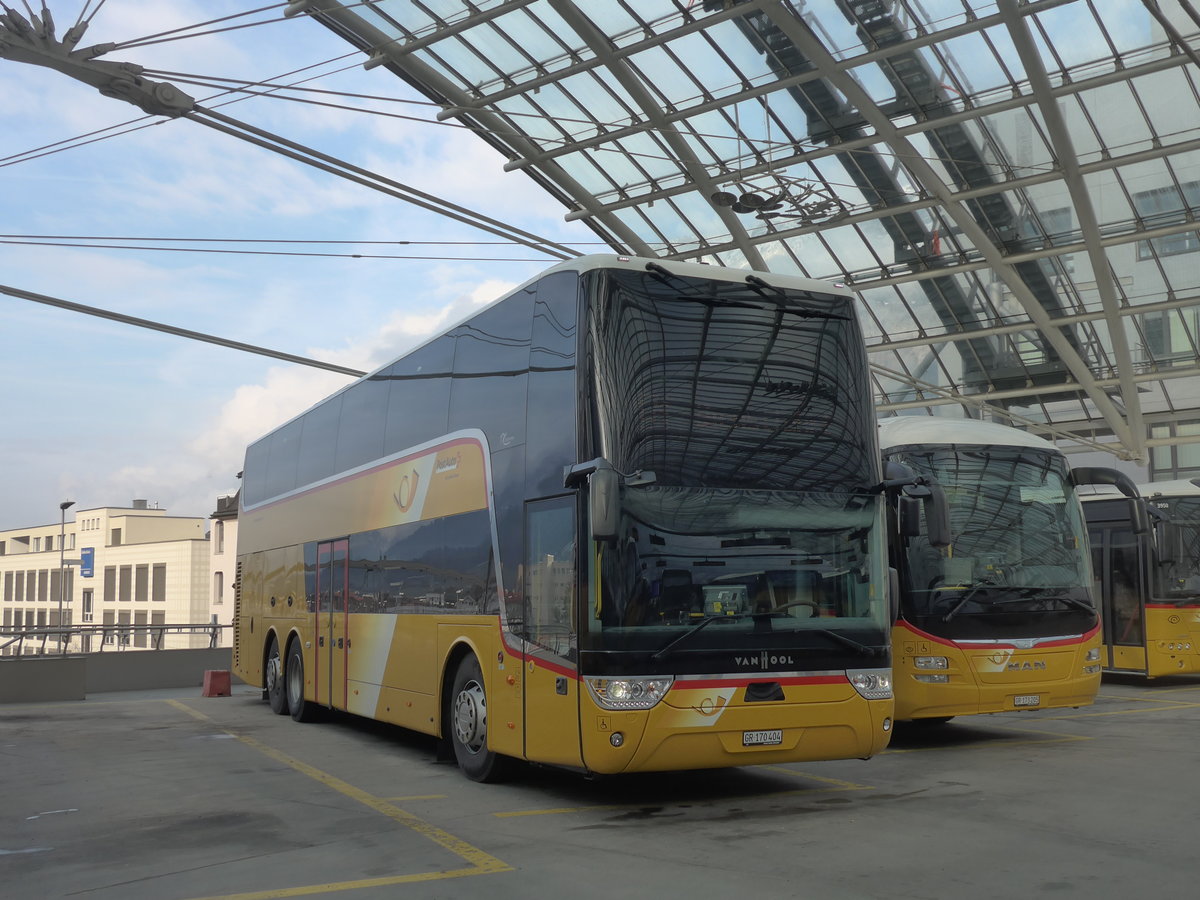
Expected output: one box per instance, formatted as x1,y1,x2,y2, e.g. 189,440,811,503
45,536,54,552
135,565,149,603
214,571,224,606
1134,181,1200,260
111,528,122,546
103,566,116,603
82,590,94,623
152,564,167,602
33,537,41,552
119,566,132,602
215,520,225,555
69,533,76,551
1151,419,1200,482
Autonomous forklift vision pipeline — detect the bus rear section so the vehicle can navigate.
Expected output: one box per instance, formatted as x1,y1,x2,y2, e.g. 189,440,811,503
880,416,1112,722
1083,483,1200,677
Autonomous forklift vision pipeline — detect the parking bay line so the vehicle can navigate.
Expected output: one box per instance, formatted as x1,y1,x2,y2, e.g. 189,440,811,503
166,700,512,900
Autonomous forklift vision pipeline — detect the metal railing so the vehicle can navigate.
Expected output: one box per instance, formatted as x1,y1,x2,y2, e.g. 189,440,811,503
0,623,230,655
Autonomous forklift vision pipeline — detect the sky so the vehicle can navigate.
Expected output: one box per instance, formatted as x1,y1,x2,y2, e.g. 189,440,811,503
0,1,600,529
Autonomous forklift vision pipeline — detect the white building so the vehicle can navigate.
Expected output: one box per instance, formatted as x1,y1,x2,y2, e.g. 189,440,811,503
0,501,215,655
208,492,239,648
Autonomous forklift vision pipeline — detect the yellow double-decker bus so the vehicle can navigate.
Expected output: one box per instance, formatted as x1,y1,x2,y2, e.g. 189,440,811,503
234,255,899,781
878,416,1137,723
1082,480,1200,676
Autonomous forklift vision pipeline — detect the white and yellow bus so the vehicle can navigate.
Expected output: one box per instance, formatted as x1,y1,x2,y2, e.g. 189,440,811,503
1082,480,1200,676
235,255,897,781
879,417,1136,723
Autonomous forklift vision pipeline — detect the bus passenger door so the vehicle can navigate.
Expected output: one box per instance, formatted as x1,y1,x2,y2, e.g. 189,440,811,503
1090,525,1147,671
521,497,583,768
316,539,349,710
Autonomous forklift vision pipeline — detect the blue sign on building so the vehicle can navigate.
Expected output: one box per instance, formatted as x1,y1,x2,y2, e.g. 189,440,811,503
81,547,94,578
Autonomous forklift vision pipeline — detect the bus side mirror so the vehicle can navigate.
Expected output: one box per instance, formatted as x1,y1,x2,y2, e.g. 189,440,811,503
902,481,951,548
1129,499,1150,536
589,467,620,542
898,496,921,537
923,482,952,549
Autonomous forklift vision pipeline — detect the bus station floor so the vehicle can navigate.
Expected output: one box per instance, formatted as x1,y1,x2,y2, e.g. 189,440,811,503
2,676,1198,900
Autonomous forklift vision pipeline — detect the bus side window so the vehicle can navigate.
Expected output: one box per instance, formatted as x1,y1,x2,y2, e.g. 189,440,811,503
524,497,577,657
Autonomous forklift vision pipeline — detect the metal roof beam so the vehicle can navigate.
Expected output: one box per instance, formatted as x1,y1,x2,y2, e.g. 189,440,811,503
543,0,767,269
999,0,1145,458
758,4,1140,453
304,0,655,257
563,50,1193,220
878,361,1200,413
869,292,1200,354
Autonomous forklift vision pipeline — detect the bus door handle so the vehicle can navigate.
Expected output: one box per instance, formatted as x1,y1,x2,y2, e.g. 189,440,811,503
337,637,344,649
318,636,325,647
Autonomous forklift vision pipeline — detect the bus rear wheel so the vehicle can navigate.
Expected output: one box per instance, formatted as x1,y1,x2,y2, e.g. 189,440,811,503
449,655,509,782
285,639,319,723
266,635,288,715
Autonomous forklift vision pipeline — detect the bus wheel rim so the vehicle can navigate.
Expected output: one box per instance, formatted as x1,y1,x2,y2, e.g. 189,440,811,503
454,680,487,753
266,652,282,693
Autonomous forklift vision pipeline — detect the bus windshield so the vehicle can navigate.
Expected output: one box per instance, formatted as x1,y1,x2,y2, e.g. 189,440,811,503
895,445,1092,620
586,485,888,652
1155,497,1200,599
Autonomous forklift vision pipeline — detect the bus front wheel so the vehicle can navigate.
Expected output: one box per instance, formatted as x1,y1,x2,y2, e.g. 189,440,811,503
266,635,288,715
449,655,508,782
285,639,319,723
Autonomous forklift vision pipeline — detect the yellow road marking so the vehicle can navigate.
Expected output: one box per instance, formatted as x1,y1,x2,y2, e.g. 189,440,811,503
166,700,511,899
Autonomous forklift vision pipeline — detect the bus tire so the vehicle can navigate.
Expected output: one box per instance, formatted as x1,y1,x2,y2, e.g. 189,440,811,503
449,654,508,782
285,639,319,723
266,635,289,715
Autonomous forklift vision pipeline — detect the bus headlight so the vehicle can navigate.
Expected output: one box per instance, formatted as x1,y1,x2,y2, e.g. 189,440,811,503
914,673,950,683
1082,664,1102,674
848,669,893,700
585,676,673,710
1085,647,1101,662
914,656,948,669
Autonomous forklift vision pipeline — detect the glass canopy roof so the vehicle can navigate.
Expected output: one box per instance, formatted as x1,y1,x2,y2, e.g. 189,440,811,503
304,0,1200,476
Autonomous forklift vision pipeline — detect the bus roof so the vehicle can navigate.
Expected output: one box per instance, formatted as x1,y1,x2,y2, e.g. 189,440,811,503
1140,478,1200,499
533,254,855,296
248,255,856,453
877,416,1058,452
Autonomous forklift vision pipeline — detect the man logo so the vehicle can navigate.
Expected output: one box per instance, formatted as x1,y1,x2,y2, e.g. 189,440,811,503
1007,660,1047,671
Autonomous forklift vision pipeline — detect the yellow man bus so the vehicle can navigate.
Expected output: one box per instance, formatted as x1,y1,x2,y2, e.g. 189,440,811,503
1082,480,1200,676
878,416,1137,723
234,255,897,781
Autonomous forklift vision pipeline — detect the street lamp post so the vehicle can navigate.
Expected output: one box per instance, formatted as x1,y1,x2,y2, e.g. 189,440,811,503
58,500,75,653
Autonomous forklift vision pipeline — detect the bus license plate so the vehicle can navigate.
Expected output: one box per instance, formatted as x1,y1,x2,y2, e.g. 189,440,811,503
743,729,783,747
1014,694,1041,707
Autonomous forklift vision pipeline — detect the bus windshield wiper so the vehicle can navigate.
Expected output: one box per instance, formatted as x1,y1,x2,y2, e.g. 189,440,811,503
941,586,987,622
988,590,1092,613
651,612,755,661
802,626,881,658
